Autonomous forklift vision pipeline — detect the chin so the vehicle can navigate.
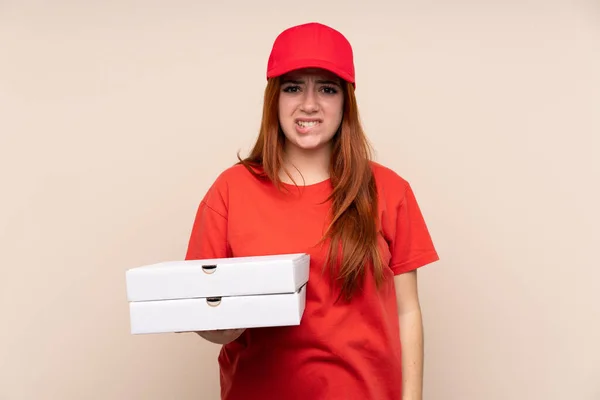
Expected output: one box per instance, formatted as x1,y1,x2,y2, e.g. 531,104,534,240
288,136,326,150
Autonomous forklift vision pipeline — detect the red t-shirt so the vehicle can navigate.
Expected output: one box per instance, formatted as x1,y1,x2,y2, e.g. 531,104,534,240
185,161,439,400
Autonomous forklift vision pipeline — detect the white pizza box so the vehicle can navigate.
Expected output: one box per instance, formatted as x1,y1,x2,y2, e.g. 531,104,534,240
129,283,307,334
125,253,310,302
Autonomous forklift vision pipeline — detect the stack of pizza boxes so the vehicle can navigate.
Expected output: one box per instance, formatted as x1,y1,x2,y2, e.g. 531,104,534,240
125,253,310,334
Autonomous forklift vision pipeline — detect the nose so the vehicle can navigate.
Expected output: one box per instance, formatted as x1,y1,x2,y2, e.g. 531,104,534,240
300,87,319,113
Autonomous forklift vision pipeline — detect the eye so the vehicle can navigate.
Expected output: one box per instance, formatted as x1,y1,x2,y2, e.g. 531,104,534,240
282,85,301,93
320,85,339,95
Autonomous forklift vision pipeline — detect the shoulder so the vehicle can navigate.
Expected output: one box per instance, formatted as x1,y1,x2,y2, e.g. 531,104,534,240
208,162,265,192
211,163,257,187
369,160,409,184
200,163,258,208
369,160,410,203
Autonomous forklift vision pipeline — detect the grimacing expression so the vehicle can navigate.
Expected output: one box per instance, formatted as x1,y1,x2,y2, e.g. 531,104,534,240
278,68,344,152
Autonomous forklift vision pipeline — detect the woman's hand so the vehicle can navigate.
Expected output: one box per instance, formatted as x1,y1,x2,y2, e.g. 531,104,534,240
193,329,246,345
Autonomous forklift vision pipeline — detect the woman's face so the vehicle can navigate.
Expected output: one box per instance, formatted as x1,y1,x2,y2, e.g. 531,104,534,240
278,68,344,152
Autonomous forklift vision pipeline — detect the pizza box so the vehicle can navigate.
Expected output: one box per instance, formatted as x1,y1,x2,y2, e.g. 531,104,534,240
129,283,307,334
126,253,310,302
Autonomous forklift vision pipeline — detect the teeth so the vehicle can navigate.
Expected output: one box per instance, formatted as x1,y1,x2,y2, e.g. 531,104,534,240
297,120,319,128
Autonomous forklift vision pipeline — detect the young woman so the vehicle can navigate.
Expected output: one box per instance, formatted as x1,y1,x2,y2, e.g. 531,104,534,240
185,22,439,400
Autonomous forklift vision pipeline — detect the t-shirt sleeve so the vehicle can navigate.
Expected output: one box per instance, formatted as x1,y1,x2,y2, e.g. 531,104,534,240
388,182,439,275
184,180,231,261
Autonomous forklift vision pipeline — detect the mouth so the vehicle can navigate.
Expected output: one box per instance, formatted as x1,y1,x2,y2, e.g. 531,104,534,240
295,119,321,128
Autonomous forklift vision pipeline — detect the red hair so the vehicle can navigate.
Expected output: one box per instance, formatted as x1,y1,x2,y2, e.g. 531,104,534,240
237,78,384,301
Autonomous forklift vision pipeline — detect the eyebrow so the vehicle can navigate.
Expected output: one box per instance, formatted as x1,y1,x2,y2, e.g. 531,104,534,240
281,78,341,86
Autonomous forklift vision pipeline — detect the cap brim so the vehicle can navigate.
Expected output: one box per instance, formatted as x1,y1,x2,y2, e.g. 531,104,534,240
267,58,355,87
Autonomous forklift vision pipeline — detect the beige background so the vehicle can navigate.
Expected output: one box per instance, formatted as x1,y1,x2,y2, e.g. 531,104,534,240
1,1,599,399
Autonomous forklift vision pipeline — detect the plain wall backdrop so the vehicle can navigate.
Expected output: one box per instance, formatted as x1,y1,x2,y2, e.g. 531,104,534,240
1,1,599,399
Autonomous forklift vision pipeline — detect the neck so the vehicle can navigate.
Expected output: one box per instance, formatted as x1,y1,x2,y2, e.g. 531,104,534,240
280,142,332,185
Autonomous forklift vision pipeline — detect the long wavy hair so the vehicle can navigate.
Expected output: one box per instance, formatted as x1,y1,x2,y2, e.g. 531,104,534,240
237,77,384,301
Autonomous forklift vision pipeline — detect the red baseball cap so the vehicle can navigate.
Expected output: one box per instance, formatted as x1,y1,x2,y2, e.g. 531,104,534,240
266,22,356,87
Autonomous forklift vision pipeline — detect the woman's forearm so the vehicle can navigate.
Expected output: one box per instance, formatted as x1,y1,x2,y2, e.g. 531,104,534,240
399,308,424,400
